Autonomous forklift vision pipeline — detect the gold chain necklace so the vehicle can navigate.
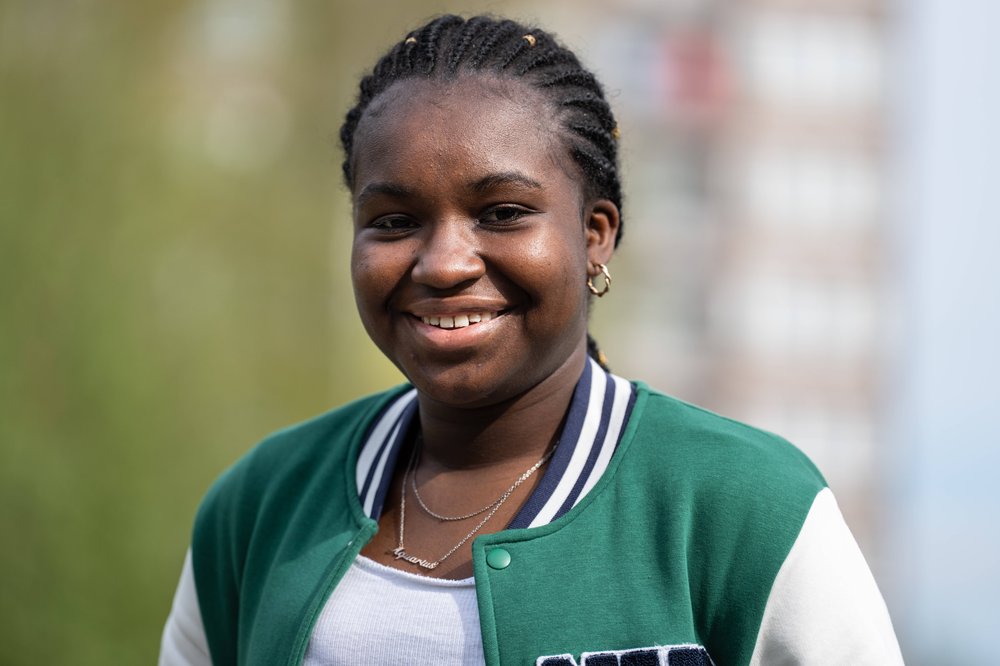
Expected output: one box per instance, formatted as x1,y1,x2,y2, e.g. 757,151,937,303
411,442,553,521
391,439,556,571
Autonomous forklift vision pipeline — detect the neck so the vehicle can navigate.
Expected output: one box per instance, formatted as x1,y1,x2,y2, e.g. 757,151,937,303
416,346,588,471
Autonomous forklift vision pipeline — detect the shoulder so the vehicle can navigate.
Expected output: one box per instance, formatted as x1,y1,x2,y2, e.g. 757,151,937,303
611,383,839,662
242,386,410,476
185,385,411,664
201,386,408,506
623,383,826,504
750,487,904,664
616,383,826,600
191,385,410,560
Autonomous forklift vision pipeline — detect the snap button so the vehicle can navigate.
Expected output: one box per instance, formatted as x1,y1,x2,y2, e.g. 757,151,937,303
486,547,511,570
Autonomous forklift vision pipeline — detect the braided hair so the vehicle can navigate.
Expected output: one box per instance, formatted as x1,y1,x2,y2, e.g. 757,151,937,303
340,14,622,368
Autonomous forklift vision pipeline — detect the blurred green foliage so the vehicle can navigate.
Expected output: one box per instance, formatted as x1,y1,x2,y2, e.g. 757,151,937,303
0,0,525,661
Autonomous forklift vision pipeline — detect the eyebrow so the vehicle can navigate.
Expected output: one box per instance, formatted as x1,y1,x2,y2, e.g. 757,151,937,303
467,171,543,194
355,171,543,206
355,182,417,206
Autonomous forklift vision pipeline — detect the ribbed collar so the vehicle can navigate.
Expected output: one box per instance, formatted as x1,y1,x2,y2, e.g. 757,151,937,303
355,358,637,530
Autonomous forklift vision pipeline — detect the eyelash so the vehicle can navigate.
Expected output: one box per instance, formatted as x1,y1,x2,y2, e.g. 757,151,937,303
369,216,415,232
368,205,534,233
479,204,533,226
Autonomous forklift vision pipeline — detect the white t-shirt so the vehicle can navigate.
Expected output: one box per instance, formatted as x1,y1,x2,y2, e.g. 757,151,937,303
303,556,483,665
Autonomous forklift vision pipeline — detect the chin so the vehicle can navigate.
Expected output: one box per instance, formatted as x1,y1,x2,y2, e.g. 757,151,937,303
402,364,522,409
411,376,503,408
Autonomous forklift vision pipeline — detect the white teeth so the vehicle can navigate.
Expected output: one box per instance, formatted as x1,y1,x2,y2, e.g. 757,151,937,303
420,311,499,329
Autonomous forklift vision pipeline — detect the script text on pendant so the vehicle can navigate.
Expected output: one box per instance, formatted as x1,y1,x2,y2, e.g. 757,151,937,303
392,546,439,570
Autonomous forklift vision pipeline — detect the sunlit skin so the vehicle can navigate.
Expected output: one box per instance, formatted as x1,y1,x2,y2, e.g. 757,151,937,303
350,75,619,578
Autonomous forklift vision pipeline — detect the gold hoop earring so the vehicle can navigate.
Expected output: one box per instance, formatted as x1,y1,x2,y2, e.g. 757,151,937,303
587,264,611,297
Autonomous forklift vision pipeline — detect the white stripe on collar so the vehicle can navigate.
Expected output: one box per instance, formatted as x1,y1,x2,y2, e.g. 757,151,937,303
356,388,418,518
514,359,635,528
354,359,636,528
576,371,634,502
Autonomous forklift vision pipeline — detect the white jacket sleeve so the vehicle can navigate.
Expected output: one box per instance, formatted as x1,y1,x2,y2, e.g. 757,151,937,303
749,487,904,665
159,549,212,666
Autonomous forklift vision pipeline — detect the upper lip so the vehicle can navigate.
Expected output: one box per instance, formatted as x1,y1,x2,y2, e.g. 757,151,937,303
404,298,512,318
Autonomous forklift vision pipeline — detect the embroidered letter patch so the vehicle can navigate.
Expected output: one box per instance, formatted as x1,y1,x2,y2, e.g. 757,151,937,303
537,644,714,666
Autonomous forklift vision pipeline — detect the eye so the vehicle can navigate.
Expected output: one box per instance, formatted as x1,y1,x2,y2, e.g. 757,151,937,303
479,205,533,227
369,215,417,233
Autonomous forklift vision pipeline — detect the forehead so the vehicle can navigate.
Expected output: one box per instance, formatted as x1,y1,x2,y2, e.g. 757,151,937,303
351,75,578,197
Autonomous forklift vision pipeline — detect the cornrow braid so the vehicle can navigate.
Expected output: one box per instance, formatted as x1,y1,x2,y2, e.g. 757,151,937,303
444,16,491,74
467,19,521,70
340,14,622,371
339,14,624,248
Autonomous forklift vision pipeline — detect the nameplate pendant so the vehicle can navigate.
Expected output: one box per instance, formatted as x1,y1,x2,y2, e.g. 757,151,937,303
392,546,439,570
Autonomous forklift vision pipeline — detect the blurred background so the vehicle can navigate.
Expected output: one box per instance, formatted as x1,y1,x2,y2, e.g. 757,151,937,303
1,0,996,663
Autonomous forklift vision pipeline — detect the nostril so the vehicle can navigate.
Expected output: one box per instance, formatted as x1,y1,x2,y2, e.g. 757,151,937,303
411,248,486,289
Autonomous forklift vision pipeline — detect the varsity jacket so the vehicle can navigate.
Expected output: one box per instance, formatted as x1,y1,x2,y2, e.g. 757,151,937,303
160,360,903,665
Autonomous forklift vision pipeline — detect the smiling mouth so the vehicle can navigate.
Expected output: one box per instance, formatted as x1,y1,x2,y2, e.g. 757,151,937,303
418,311,500,330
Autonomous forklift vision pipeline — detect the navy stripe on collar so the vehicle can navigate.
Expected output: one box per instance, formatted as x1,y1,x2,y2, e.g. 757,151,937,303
354,359,636,528
355,388,418,519
512,358,636,528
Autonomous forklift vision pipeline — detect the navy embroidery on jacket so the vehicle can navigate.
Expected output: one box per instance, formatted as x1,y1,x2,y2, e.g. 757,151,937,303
537,645,714,666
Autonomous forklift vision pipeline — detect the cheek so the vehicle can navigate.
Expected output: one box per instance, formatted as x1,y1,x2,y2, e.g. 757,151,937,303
350,243,394,314
515,229,589,310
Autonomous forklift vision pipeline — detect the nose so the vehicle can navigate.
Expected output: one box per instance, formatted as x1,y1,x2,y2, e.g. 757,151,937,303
411,220,486,289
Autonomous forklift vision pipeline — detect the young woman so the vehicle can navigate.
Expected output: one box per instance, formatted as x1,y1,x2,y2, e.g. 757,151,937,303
160,15,903,666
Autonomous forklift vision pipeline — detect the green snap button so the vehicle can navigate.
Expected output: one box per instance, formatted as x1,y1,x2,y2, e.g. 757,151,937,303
486,547,511,570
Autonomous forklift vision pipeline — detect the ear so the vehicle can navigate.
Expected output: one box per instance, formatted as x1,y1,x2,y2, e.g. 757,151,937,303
584,199,620,273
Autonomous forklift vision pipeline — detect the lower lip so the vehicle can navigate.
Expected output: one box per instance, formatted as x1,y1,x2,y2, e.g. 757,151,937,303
407,313,507,350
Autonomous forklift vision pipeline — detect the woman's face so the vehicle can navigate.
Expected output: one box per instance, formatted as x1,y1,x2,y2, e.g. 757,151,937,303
349,75,616,407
